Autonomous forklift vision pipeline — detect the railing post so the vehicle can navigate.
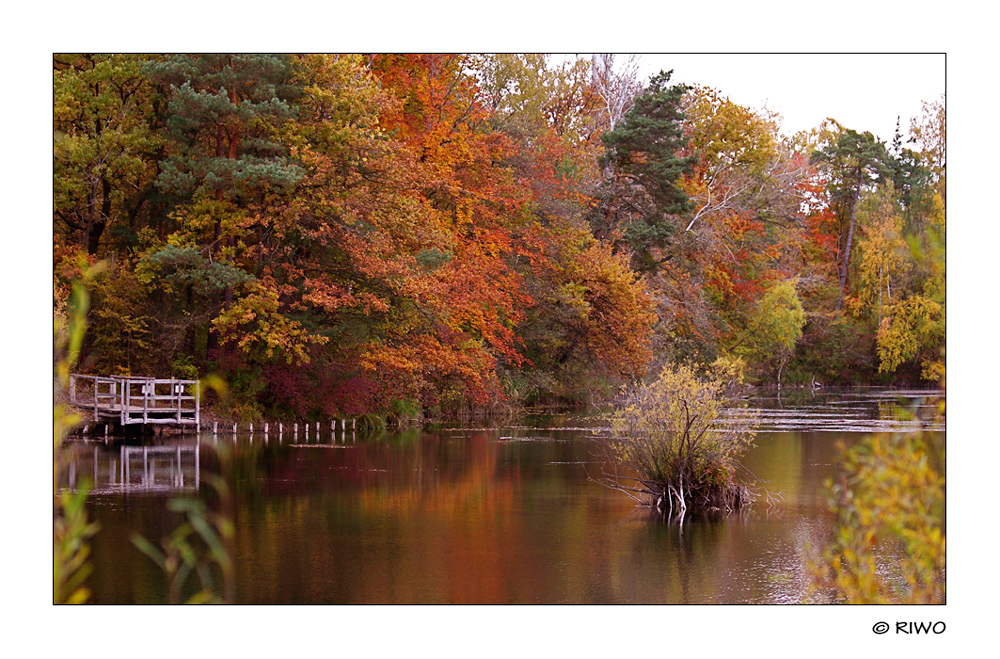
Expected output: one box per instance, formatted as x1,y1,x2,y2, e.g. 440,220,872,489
174,378,181,425
143,378,149,424
69,375,76,404
93,377,98,422
195,380,200,430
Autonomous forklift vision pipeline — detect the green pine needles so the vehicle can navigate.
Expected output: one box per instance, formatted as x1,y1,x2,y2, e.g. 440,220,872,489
592,69,696,269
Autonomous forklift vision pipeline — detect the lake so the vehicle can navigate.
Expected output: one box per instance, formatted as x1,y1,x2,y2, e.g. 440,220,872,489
59,388,944,604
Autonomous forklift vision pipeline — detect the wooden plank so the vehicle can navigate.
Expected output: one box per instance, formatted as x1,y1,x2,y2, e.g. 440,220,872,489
129,418,198,425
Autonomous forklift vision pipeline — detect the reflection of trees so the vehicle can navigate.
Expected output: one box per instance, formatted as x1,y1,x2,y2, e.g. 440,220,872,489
227,430,526,602
218,426,897,603
355,431,522,604
227,429,627,603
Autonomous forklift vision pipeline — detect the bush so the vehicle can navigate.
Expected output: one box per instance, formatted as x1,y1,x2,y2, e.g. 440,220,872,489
595,363,759,519
807,431,945,603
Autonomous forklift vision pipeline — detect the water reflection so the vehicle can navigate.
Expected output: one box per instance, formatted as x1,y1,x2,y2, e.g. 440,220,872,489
71,388,942,604
58,440,201,495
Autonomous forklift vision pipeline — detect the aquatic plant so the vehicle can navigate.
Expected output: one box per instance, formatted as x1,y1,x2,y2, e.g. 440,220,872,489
593,362,760,519
356,412,387,434
54,261,101,603
53,481,99,604
132,475,235,604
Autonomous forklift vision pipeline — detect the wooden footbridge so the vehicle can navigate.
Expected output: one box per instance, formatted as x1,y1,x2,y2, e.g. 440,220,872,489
69,374,200,428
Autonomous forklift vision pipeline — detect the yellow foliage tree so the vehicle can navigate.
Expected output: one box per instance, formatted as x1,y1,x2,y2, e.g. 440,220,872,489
212,281,328,365
854,184,911,327
730,278,805,383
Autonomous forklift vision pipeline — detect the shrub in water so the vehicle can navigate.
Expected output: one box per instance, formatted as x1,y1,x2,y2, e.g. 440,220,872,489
595,363,759,518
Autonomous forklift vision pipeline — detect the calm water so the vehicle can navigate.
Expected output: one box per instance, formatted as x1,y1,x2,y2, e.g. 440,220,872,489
60,388,944,604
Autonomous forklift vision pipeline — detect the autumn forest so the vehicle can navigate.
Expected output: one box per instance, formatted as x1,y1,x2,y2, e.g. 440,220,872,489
53,54,946,422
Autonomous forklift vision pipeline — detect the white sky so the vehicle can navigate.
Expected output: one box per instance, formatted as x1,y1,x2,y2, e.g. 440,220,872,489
588,53,945,143
641,53,945,141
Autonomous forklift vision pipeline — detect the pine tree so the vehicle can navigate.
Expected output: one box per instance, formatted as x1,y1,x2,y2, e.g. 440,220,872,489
145,55,306,368
591,70,695,271
810,129,891,310
151,54,302,255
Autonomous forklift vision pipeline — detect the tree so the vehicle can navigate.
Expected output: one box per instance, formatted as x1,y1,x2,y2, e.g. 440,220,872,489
678,86,794,233
589,54,642,133
474,54,551,138
87,262,153,375
150,54,303,257
729,279,806,384
143,55,313,378
876,294,943,378
886,121,936,232
810,128,891,310
853,184,911,328
272,54,539,412
471,54,600,227
591,70,696,270
606,86,811,379
543,57,602,145
518,226,655,399
54,54,162,256
874,207,944,382
470,55,656,402
909,94,945,196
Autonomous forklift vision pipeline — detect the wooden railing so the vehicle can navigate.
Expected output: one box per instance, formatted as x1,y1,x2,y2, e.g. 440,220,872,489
68,374,200,427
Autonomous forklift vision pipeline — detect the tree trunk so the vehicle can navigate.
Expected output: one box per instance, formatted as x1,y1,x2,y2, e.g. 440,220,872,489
87,177,112,255
836,170,863,311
